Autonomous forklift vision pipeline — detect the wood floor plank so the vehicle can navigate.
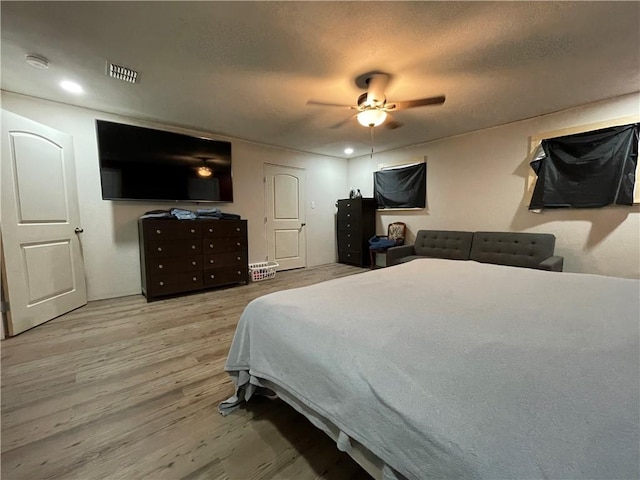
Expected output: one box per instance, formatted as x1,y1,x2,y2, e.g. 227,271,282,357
1,263,371,480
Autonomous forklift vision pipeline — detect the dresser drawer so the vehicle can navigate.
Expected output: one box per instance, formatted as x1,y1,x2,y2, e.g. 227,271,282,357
338,250,362,264
203,237,246,253
203,267,247,286
147,255,202,275
337,199,361,212
338,238,361,255
145,271,203,296
337,230,358,242
143,220,201,240
337,210,360,224
204,252,247,268
147,238,203,257
337,217,361,233
202,221,246,238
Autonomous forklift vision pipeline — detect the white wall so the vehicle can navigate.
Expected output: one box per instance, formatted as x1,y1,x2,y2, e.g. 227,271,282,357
4,91,637,303
2,92,347,300
349,93,640,278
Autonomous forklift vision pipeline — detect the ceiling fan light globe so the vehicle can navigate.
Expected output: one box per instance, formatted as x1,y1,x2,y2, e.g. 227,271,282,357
197,166,212,177
357,110,387,127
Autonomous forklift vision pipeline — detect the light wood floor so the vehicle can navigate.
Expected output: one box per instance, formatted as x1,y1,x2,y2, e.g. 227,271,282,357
1,263,371,480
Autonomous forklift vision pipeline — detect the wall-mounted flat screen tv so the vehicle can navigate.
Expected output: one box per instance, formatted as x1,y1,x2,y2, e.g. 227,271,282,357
96,120,233,202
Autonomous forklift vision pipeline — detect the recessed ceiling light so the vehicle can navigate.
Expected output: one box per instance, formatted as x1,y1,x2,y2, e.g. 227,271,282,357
60,80,83,94
25,54,49,69
344,147,354,155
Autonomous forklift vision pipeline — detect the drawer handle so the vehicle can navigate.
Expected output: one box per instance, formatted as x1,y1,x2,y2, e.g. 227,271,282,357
236,227,240,232
157,247,162,252
237,271,241,275
192,277,197,282
210,259,214,264
209,243,214,248
237,256,241,261
210,274,215,279
347,244,351,248
156,229,161,234
347,213,351,217
347,224,351,228
347,203,351,207
209,228,213,233
192,261,196,266
347,234,351,238
158,264,163,269
159,281,164,286
236,242,240,246
190,229,195,233
191,245,196,250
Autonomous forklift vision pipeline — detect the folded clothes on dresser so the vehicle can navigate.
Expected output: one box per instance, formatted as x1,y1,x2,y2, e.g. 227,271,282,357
139,209,172,219
139,208,242,221
196,208,241,220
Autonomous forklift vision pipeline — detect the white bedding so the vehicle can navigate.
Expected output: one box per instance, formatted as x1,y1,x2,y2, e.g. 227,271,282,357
221,259,640,479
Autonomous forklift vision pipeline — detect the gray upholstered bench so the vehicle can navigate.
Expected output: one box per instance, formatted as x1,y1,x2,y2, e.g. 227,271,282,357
387,230,564,271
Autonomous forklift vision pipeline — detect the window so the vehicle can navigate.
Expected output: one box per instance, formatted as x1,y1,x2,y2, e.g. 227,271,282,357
528,123,639,209
373,162,426,209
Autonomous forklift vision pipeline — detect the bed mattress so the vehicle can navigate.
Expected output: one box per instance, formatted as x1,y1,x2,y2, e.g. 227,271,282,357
221,259,639,479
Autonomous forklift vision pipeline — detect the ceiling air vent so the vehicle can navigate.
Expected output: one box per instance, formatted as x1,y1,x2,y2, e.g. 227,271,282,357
107,62,139,84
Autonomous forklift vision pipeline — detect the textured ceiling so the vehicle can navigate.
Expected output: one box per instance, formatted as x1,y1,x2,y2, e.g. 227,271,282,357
2,1,639,159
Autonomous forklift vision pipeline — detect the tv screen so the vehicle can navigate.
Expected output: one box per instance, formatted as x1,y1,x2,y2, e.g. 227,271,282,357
96,120,233,202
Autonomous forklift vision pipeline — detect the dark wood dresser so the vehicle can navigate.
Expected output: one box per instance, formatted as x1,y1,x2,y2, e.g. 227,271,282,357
138,218,248,301
336,198,377,267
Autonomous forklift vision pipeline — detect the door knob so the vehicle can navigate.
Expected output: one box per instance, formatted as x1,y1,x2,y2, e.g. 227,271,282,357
74,227,84,233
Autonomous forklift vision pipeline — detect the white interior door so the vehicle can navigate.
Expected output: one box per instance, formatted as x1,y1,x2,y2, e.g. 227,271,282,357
264,164,306,271
1,110,87,336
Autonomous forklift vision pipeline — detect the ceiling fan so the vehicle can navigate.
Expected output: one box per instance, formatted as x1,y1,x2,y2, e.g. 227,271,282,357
306,72,446,129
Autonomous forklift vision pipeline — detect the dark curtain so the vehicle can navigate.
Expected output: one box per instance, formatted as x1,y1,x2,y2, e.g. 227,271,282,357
374,162,426,208
529,123,639,209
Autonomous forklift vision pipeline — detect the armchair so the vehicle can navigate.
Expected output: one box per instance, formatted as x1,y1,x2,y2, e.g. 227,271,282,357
369,222,407,269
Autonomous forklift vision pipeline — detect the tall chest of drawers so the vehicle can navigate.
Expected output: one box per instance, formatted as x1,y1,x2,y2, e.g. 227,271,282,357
138,218,248,301
336,198,377,267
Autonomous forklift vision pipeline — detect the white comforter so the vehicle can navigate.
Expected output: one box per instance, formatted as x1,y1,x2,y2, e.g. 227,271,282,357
222,259,639,479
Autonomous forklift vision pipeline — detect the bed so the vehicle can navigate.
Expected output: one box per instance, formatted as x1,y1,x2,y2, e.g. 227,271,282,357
220,259,639,479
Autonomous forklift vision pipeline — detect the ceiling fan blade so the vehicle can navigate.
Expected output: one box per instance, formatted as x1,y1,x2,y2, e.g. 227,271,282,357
386,95,446,111
306,100,357,109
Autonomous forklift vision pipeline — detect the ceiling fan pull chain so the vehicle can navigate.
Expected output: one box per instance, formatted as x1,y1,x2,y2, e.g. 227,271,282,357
370,126,374,160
